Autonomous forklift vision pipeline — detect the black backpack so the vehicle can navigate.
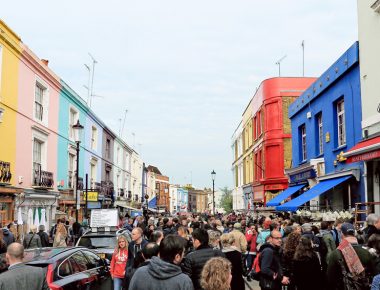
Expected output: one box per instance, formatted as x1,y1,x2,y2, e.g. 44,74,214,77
317,234,328,270
337,256,371,290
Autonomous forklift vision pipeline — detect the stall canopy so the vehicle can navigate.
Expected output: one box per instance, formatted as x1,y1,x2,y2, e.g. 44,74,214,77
266,184,306,207
276,176,351,212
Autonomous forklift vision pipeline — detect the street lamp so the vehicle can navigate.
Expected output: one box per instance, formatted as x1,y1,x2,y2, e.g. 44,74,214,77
73,120,84,223
144,193,149,209
211,170,216,215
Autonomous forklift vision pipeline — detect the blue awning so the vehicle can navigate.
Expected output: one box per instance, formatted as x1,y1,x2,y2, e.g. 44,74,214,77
148,196,157,208
276,176,351,212
266,184,306,207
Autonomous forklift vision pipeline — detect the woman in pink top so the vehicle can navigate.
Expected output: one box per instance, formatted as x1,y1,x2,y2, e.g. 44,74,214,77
110,235,129,290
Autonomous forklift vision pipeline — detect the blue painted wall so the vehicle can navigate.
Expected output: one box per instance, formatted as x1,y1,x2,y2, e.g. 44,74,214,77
57,81,87,189
289,42,365,201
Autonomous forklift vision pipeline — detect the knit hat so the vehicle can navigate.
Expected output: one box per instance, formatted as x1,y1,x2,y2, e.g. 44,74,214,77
233,222,241,229
301,223,312,232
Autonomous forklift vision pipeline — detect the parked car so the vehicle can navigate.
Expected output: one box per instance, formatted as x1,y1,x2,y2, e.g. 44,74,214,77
76,228,131,260
22,247,112,290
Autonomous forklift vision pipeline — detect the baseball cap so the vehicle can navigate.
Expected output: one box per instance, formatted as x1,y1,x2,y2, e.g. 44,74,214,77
341,223,355,236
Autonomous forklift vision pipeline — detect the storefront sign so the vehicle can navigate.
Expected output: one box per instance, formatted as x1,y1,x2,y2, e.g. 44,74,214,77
289,169,316,184
83,191,99,202
347,150,380,163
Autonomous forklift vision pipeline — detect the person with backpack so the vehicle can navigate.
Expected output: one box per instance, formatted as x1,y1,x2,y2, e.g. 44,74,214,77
259,230,289,290
23,225,41,249
245,223,257,281
327,223,375,290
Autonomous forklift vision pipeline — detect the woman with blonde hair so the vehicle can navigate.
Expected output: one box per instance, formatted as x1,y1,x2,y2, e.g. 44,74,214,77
201,257,232,290
220,233,245,290
53,220,67,247
110,235,128,290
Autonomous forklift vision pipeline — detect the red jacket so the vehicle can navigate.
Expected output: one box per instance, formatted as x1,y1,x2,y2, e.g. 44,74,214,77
245,229,257,253
110,248,128,278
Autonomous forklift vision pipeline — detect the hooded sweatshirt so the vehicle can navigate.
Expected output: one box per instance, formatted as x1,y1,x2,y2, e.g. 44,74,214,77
110,248,128,278
2,228,15,246
129,256,193,290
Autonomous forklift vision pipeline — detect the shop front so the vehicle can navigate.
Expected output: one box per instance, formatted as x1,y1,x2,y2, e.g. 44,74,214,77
344,136,380,214
16,188,59,233
0,186,23,227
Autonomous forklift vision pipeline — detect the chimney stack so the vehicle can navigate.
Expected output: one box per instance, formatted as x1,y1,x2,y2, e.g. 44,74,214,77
41,59,49,66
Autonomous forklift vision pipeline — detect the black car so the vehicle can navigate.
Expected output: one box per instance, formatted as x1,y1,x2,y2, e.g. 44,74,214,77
76,228,131,261
23,247,112,290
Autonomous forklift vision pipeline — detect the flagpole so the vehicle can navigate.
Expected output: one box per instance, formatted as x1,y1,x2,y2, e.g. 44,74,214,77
302,40,305,77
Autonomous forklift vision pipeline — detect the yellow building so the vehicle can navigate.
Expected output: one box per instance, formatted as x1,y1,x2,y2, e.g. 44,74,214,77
0,20,23,225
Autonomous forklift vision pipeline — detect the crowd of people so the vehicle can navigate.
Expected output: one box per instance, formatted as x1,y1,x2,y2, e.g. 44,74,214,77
1,210,380,290
106,210,380,290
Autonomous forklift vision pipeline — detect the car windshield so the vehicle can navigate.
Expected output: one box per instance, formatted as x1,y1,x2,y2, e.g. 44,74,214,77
78,236,116,249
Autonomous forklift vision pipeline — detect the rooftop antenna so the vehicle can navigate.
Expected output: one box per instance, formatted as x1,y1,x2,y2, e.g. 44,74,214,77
88,53,98,108
121,109,128,139
301,40,305,77
275,55,287,77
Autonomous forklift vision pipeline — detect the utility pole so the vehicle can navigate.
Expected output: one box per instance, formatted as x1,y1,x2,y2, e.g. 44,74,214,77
302,40,305,76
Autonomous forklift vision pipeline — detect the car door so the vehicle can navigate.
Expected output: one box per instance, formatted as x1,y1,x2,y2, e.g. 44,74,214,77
55,256,88,290
82,250,112,290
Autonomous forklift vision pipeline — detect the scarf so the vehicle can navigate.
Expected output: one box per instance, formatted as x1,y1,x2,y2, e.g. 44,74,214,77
337,238,364,276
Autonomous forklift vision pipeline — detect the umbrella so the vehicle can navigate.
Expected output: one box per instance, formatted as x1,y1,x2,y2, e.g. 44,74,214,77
27,208,33,232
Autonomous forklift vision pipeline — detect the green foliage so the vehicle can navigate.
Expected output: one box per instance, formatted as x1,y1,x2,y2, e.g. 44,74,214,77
220,186,233,213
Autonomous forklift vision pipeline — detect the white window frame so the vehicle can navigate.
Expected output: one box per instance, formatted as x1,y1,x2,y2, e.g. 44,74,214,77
318,114,323,155
69,107,78,141
301,125,307,161
337,99,346,147
90,158,97,188
91,126,97,150
68,146,77,189
31,127,48,185
33,78,49,125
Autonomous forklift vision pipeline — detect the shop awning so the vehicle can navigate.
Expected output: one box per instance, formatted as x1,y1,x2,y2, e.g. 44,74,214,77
276,176,351,212
344,136,380,163
148,196,157,208
266,184,306,207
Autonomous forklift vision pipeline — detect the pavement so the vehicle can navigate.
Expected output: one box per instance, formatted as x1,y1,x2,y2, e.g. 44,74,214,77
245,277,260,290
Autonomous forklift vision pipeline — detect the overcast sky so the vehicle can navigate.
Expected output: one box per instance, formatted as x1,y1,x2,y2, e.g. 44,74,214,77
2,1,358,189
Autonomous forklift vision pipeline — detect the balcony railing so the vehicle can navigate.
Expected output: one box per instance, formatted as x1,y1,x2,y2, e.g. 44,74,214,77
100,180,114,197
0,161,12,183
33,166,54,188
119,188,125,197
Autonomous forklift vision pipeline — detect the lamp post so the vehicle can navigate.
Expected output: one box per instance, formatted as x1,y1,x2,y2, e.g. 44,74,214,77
211,170,216,215
145,193,149,209
73,120,84,223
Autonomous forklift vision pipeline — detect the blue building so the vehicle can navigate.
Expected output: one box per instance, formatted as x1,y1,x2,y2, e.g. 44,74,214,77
269,42,364,212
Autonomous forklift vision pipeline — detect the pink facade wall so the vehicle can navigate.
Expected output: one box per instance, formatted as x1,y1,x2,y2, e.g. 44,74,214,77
15,47,60,190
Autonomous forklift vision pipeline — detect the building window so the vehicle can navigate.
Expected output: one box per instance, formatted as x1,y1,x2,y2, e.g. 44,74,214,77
69,108,78,140
105,139,111,159
33,139,43,172
90,159,97,188
34,83,45,121
105,170,110,182
337,99,346,147
257,110,262,136
68,153,75,188
0,45,2,91
253,116,257,140
91,126,97,150
317,114,323,155
300,125,307,161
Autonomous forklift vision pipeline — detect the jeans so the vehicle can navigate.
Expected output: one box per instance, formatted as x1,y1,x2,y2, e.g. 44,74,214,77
246,254,256,270
113,277,123,290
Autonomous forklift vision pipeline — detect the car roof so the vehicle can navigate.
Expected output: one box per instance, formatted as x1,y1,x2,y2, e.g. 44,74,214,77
24,247,91,264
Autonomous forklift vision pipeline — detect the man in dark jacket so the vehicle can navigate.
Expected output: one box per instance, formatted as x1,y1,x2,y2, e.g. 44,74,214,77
301,223,320,251
365,214,380,244
2,226,15,246
37,225,49,247
181,228,224,290
129,235,193,290
327,223,375,290
259,230,290,290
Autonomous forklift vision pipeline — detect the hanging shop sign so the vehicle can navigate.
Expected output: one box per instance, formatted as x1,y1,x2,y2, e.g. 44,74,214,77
289,168,316,184
83,191,99,202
